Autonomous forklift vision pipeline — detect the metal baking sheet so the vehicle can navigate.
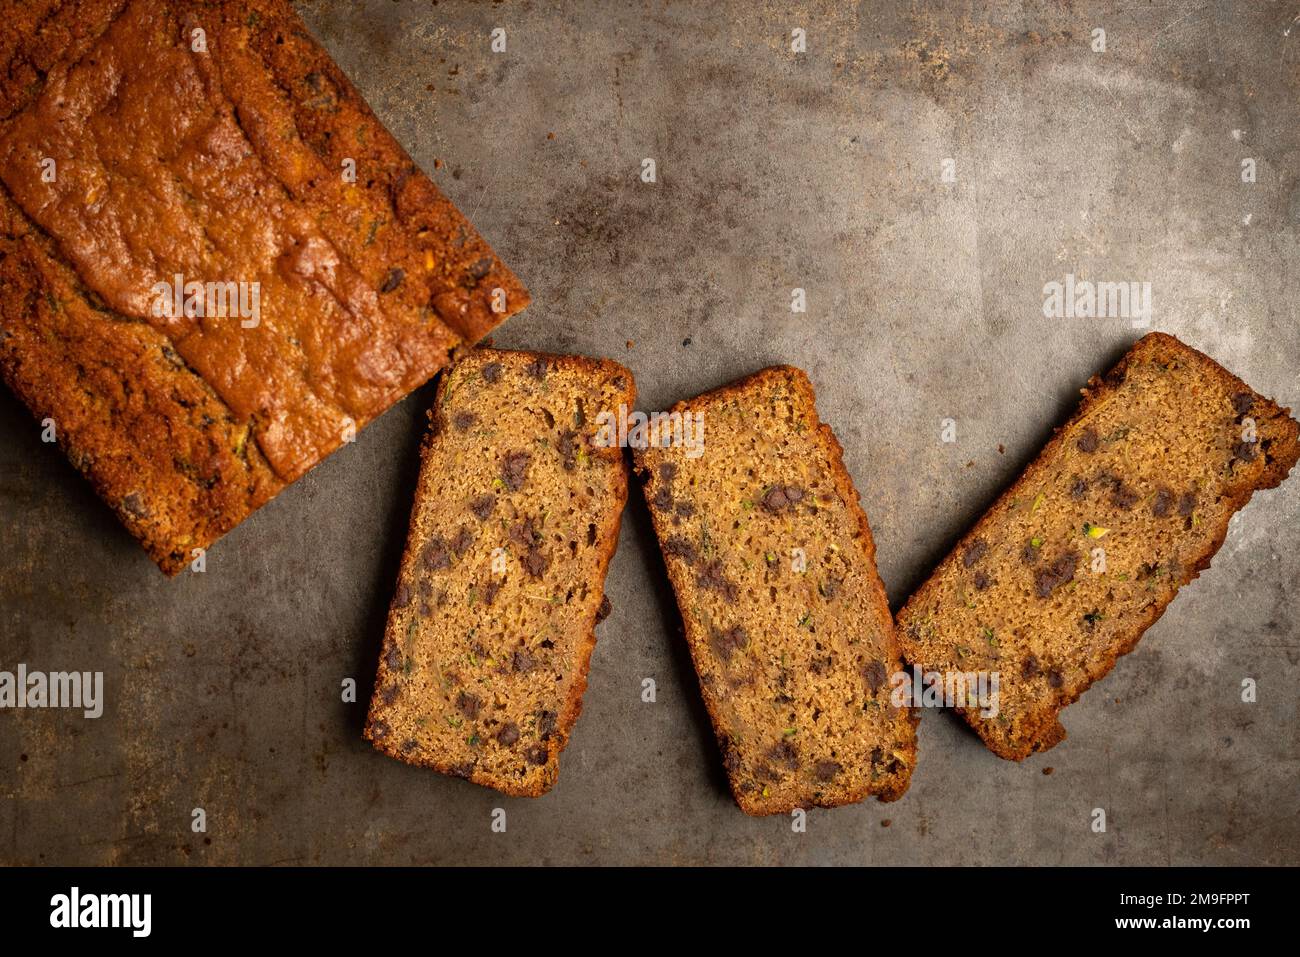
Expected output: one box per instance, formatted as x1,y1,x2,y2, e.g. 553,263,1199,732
1,0,1297,865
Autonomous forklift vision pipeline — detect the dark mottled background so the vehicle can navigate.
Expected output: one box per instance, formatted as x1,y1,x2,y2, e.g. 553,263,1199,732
2,0,1298,865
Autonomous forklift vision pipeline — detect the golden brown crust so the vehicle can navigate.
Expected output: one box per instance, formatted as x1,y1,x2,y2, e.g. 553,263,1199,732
364,349,635,797
897,332,1300,760
636,365,918,815
0,0,528,575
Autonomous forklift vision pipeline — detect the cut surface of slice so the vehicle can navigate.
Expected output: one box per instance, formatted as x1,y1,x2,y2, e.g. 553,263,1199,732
897,332,1300,760
365,349,634,796
635,365,917,815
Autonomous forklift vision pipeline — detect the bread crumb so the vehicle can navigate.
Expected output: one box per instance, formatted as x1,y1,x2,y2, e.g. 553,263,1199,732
626,340,635,350
880,818,892,827
998,444,1005,454
1042,767,1054,775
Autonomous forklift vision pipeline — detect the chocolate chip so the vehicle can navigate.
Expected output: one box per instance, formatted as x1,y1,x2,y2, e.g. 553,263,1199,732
453,411,476,432
379,267,404,293
469,494,495,520
761,485,804,513
710,624,747,662
1022,654,1041,678
814,760,842,782
663,535,699,565
481,362,502,383
962,538,988,567
1047,669,1064,689
369,720,390,740
552,429,580,473
1233,441,1258,463
483,578,502,606
595,595,612,623
1177,491,1197,517
526,357,548,380
652,486,674,510
525,745,549,766
468,257,493,281
509,516,540,547
121,492,149,519
522,546,549,578
1232,392,1255,416
512,650,535,673
448,762,475,779
496,723,520,747
393,583,411,609
383,645,403,672
1021,540,1041,565
1151,486,1173,518
719,737,742,774
1076,427,1099,453
864,659,888,695
455,692,480,719
973,570,991,591
696,561,739,602
1034,551,1078,598
767,740,799,771
422,538,451,571
870,746,885,766
501,450,531,490
538,710,558,739
1110,480,1140,510
674,500,696,518
450,526,474,556
1069,476,1088,500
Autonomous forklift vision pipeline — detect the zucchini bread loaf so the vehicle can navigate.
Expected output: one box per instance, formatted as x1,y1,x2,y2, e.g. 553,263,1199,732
635,366,918,814
365,349,635,796
0,0,527,574
897,332,1300,760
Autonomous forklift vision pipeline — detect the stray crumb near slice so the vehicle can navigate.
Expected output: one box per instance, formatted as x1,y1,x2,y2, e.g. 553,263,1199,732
1042,767,1054,776
881,818,893,827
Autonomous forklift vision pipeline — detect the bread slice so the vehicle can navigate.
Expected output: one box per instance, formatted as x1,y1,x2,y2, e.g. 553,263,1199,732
634,366,918,815
365,349,634,796
897,332,1300,760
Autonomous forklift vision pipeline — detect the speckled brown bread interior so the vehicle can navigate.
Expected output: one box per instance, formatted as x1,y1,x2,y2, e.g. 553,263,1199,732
365,349,635,797
635,366,918,815
0,0,527,574
897,332,1300,760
